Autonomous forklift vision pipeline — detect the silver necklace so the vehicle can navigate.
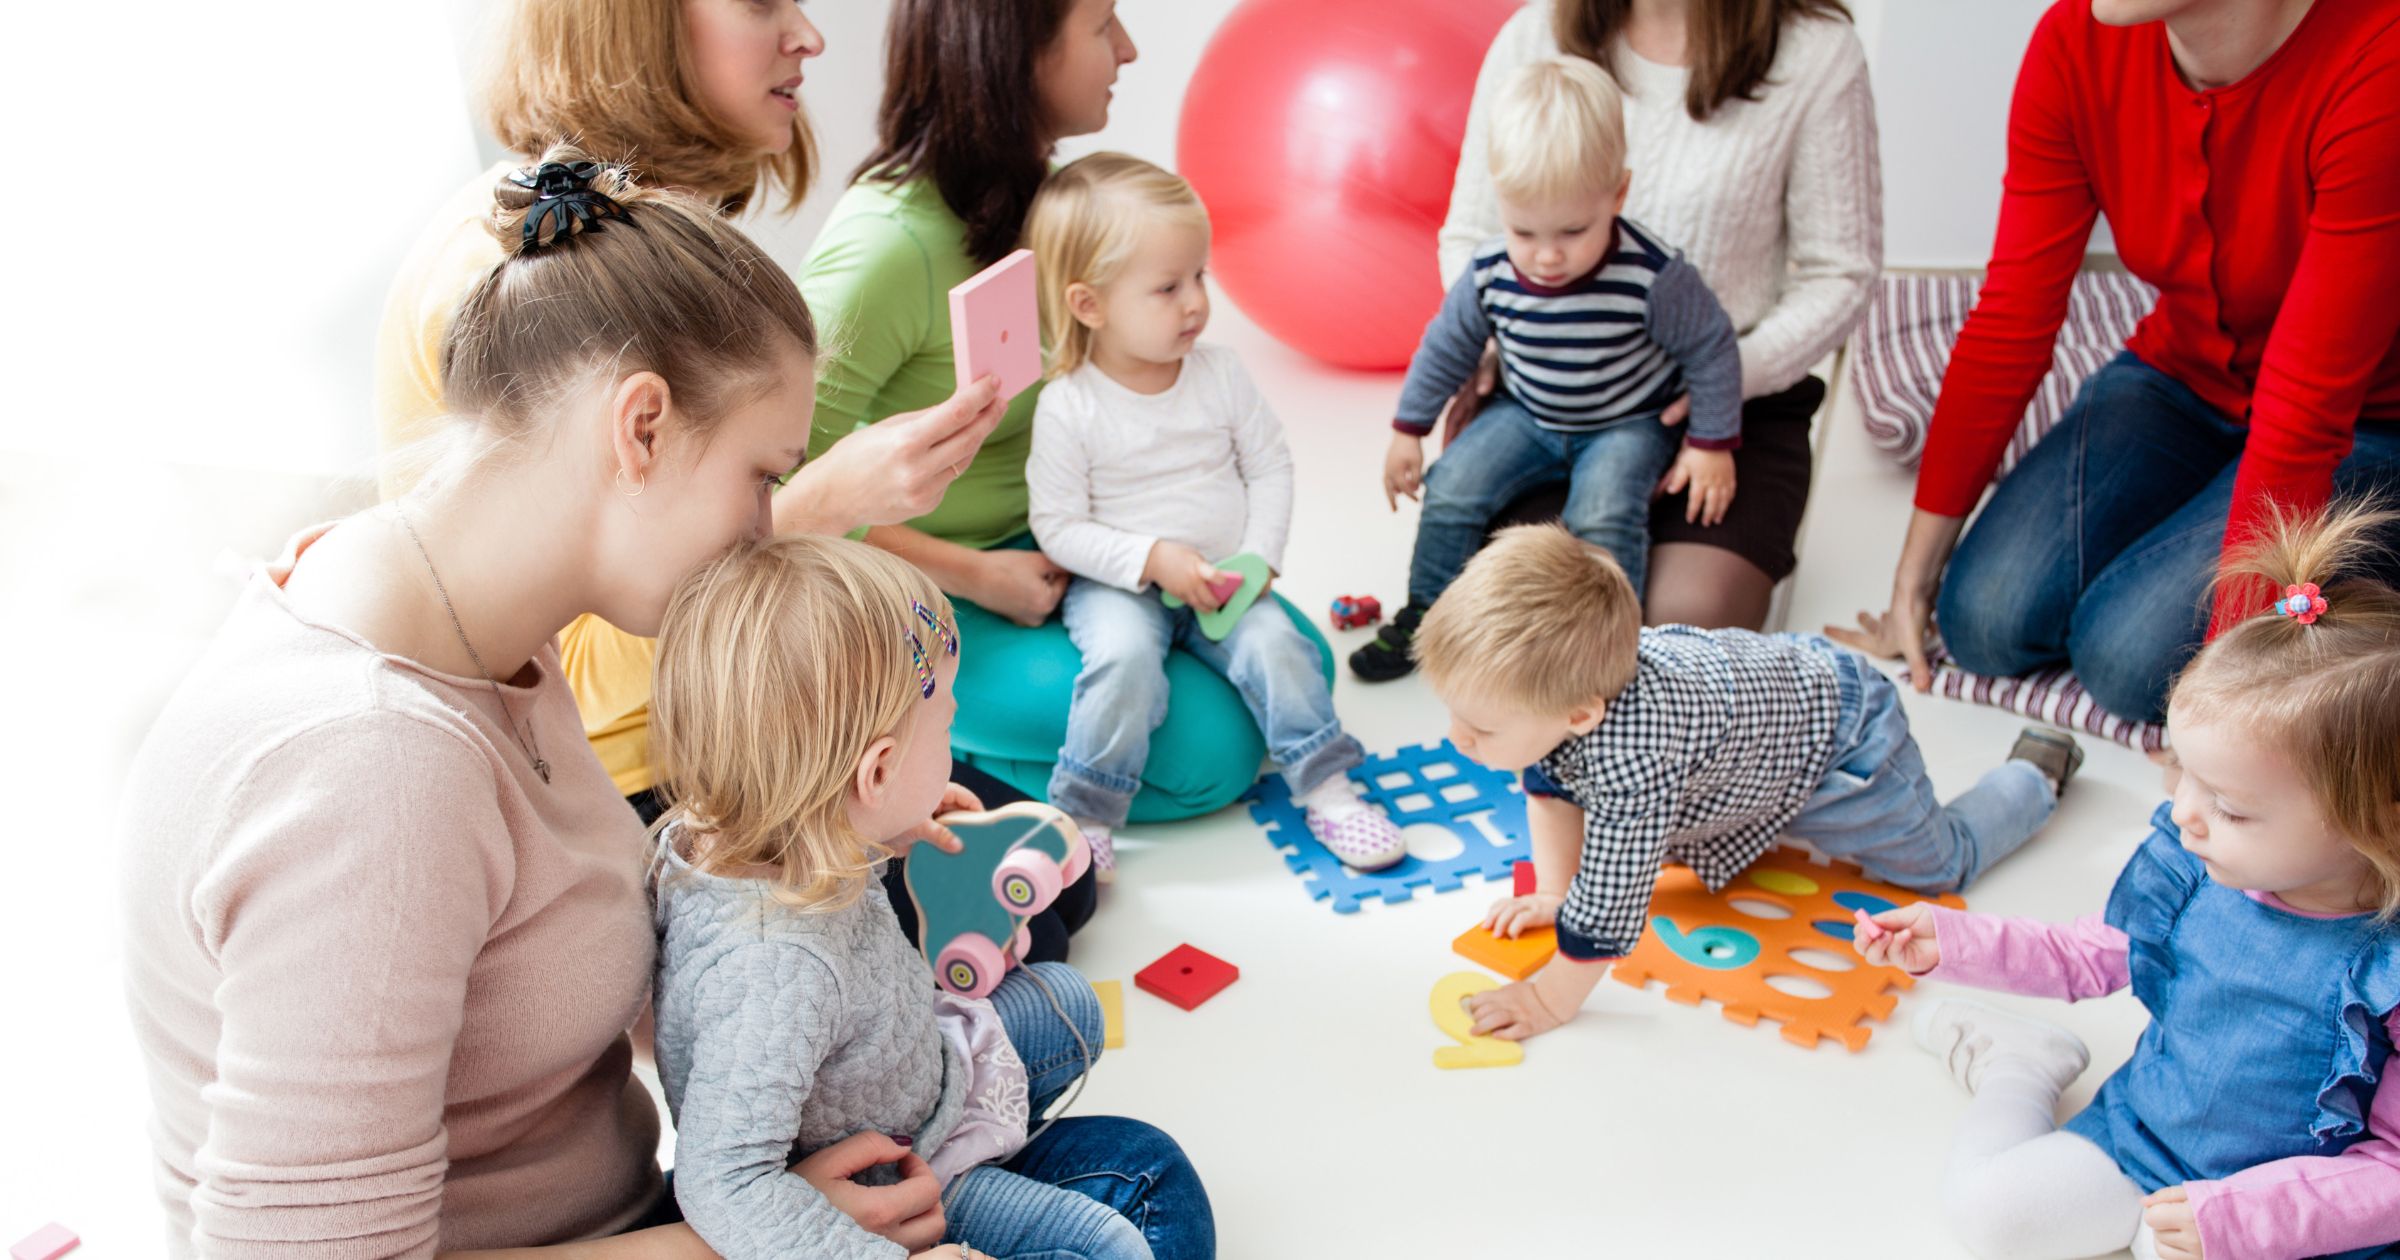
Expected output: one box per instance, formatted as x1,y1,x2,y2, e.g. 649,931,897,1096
391,504,552,784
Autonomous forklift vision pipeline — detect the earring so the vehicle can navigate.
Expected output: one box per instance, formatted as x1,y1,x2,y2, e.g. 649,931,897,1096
615,468,646,498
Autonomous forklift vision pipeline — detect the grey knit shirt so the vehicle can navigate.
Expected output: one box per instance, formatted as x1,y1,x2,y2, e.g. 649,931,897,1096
651,833,968,1260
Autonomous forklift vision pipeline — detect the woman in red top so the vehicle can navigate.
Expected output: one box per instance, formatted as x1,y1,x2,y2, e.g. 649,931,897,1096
1833,0,2400,724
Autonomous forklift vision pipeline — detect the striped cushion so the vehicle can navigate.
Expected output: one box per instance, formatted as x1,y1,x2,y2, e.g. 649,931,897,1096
1900,642,2169,753
1852,270,2167,751
1852,271,2156,470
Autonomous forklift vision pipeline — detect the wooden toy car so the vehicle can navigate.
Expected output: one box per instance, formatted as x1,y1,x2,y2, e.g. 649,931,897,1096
902,801,1092,998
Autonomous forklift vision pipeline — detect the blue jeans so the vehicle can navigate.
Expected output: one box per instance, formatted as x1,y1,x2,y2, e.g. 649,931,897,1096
1408,393,1683,603
1780,642,2057,892
944,963,1216,1260
1937,351,2400,722
1048,579,1362,829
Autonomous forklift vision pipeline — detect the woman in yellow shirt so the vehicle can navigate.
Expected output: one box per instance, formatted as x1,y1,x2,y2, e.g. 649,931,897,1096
373,0,1005,802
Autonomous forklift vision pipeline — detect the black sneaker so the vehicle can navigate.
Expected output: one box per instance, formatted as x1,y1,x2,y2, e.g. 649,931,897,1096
2008,727,2084,797
1349,602,1428,682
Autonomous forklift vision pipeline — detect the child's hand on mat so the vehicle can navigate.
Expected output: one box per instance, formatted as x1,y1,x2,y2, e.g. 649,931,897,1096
894,782,988,856
1146,541,1226,612
1659,444,1737,526
1383,431,1426,509
973,548,1069,627
2142,1185,2202,1260
1854,903,1941,973
1465,978,1572,1041
1481,892,1562,939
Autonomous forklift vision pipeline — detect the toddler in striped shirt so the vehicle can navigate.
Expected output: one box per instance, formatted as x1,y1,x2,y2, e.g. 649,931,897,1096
1355,57,1742,683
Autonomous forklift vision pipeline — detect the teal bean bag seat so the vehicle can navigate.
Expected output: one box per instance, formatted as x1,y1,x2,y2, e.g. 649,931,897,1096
950,592,1336,823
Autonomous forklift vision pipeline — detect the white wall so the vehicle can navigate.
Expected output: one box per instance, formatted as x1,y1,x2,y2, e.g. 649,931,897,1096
7,0,2065,482
7,1,482,478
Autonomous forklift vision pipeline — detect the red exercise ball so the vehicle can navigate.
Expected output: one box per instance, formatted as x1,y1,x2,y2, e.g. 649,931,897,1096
1177,0,1521,371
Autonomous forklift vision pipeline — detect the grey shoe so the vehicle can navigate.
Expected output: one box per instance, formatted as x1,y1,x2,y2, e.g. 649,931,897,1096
2009,726,2084,796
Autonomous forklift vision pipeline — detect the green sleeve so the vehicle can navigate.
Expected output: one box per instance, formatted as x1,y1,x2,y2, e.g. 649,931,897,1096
800,211,939,460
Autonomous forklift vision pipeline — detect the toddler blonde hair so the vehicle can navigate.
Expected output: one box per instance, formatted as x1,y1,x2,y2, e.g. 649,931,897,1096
652,535,958,910
1489,57,1629,205
1026,152,1212,379
2169,501,2400,918
1414,523,1643,714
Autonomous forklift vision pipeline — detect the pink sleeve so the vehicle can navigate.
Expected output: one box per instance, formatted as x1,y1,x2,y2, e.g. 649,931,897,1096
1917,906,2130,1001
2183,1008,2400,1260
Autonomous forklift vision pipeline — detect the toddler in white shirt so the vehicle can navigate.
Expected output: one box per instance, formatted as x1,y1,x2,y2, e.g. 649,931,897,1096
1024,153,1404,879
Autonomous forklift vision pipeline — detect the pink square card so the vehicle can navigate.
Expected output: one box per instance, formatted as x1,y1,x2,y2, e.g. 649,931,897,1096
948,248,1042,403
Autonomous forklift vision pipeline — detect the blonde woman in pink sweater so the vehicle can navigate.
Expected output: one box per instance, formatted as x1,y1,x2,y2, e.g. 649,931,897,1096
119,151,1002,1259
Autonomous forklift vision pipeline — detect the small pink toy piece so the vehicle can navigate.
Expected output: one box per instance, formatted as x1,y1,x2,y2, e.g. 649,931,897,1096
1202,571,1246,605
1853,908,1891,944
10,1222,79,1260
949,248,1042,403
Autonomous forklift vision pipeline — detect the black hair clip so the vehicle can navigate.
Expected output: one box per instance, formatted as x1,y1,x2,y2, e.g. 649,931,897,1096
507,160,629,248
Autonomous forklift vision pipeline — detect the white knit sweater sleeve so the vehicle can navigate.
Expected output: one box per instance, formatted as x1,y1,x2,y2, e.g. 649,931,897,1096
1734,32,1883,397
1438,5,1550,289
1220,353,1295,574
1025,376,1155,591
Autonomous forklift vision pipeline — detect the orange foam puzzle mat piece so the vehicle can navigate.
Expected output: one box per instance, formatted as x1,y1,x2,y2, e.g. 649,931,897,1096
1608,846,1964,1051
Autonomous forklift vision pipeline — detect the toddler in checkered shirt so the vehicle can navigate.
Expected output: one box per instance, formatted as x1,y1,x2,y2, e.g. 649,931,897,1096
1411,524,2082,1042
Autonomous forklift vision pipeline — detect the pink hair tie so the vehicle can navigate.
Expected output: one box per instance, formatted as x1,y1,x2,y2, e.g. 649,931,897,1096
2276,582,2327,625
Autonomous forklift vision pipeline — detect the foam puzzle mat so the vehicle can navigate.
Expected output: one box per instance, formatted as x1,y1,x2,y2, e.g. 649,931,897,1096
1608,846,1966,1051
1246,741,1528,914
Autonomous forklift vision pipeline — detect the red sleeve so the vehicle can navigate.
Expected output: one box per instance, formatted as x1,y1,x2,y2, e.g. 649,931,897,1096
1913,2,2100,519
2211,29,2400,630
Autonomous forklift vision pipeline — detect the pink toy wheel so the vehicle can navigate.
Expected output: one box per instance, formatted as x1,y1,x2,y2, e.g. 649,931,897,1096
993,850,1063,915
934,934,1008,999
1060,833,1092,886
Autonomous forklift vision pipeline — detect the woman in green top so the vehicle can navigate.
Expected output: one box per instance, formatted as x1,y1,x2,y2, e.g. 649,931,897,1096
802,0,1135,625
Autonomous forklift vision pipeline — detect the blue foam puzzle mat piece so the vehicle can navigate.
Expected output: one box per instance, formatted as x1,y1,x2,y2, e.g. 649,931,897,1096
1245,740,1528,913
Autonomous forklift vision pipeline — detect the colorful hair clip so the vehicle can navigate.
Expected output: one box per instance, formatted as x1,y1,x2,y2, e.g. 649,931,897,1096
506,160,628,248
903,601,958,699
2276,582,2327,625
914,601,958,657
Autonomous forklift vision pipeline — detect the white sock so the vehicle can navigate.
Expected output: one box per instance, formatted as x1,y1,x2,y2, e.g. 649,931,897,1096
1294,775,1367,816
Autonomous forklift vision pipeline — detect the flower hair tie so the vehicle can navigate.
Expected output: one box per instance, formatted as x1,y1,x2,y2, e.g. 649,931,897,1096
2275,582,2328,624
507,160,629,248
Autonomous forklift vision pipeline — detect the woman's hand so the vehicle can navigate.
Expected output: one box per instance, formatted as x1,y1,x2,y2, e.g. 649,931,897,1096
791,1133,947,1252
1384,432,1427,510
1824,509,1965,691
1480,893,1563,940
2141,1185,2202,1260
1854,903,1942,974
780,376,1007,535
970,549,1069,627
890,782,987,856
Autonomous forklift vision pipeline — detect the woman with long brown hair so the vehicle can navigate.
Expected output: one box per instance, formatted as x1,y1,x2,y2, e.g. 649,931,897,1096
1356,0,1880,676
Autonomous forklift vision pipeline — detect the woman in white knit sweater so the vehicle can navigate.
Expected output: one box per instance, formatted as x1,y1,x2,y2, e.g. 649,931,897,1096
1433,0,1881,630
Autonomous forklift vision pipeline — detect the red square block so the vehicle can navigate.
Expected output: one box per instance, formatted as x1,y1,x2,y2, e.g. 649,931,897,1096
1513,860,1536,897
1135,944,1239,1010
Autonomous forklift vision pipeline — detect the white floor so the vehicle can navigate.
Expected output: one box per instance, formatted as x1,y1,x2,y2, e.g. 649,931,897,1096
0,293,2161,1256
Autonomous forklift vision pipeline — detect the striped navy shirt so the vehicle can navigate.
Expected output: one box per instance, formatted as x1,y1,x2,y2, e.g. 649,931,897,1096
1394,218,1741,444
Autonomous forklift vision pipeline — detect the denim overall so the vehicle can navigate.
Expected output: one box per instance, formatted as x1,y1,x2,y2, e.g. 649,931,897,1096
2065,804,2400,1259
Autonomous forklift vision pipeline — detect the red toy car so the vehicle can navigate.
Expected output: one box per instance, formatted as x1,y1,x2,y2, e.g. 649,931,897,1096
1329,595,1383,630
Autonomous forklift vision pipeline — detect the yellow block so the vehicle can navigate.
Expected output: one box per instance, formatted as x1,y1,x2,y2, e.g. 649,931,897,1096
1094,979,1125,1049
